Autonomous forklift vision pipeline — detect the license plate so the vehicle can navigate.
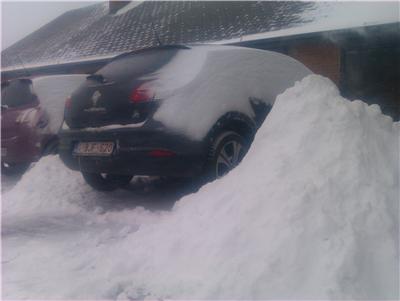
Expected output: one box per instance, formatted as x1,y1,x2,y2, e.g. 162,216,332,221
1,148,6,157
74,142,114,156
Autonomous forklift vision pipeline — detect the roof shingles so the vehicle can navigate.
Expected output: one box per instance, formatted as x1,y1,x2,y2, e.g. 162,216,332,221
2,1,315,69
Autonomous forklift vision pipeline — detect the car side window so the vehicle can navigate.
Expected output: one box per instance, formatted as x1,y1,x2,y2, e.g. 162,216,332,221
1,79,36,108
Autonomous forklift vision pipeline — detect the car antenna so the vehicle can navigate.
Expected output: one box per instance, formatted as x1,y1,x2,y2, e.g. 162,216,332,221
16,54,30,77
151,21,163,46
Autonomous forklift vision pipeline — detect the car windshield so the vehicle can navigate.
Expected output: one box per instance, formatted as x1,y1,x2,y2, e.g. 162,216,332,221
1,79,35,108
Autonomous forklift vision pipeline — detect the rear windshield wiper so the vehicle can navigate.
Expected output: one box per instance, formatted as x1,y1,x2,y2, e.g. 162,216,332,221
87,74,107,83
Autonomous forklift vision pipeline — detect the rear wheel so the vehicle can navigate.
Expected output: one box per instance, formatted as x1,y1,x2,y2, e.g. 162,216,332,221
205,131,249,180
82,172,133,191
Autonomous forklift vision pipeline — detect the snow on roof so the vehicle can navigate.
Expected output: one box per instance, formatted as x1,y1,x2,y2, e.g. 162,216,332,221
1,1,316,70
1,1,398,71
113,0,144,16
213,1,400,45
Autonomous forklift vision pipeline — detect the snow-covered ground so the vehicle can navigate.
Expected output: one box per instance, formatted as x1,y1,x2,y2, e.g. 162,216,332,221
2,75,399,300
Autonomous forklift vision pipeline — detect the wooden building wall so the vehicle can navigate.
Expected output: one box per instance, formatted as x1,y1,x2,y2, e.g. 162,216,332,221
287,41,341,86
240,23,399,120
238,36,342,86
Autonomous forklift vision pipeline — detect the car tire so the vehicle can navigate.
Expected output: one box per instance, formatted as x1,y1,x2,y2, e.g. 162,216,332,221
205,130,249,180
82,172,133,191
1,161,30,175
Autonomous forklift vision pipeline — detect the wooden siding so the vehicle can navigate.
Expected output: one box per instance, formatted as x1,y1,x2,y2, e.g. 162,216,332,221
288,41,341,85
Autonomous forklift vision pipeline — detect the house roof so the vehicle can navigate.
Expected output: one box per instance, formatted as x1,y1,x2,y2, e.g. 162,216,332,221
2,1,398,71
1,1,316,70
213,1,399,45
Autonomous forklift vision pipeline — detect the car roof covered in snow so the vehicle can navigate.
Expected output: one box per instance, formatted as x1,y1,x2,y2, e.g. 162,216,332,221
110,44,191,62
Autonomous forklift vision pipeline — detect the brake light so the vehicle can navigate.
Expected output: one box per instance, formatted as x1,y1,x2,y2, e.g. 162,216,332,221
148,149,176,157
65,96,72,109
130,85,154,103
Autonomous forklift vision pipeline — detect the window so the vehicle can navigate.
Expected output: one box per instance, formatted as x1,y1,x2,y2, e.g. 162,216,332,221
1,79,36,108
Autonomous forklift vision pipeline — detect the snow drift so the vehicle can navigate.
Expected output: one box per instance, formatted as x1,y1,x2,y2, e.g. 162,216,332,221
2,75,399,300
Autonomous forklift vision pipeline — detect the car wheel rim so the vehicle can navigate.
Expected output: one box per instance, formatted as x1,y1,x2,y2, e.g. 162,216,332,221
216,140,243,178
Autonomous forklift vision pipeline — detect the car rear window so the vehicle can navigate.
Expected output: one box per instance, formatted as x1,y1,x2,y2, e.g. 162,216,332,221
95,47,183,82
1,79,35,108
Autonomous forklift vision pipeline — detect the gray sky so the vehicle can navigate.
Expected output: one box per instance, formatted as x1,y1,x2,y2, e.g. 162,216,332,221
1,1,94,50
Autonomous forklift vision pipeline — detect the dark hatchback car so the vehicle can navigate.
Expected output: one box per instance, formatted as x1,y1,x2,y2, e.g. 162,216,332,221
59,45,310,190
1,75,86,174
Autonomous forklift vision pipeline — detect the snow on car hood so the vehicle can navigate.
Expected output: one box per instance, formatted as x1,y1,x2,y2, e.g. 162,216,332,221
2,75,398,300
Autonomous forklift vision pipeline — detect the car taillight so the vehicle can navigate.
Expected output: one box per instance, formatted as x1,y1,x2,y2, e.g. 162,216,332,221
130,85,154,104
65,96,72,109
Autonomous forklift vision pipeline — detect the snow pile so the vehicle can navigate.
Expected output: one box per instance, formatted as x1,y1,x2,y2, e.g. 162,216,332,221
2,156,160,225
2,75,399,300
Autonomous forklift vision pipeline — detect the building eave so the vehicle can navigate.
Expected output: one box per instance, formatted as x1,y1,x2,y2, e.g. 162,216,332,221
210,21,400,46
1,53,120,74
2,22,398,78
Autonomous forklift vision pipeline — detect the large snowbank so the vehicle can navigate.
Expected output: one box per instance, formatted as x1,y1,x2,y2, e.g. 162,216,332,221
2,75,399,300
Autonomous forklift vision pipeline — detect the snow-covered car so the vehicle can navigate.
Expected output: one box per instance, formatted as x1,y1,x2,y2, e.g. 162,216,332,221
59,45,311,190
1,74,87,174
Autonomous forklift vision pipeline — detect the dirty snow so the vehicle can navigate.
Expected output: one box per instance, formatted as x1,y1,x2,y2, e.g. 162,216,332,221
2,75,399,300
152,46,311,140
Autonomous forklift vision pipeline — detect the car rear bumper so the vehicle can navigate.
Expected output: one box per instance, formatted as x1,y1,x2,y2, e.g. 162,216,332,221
58,126,206,177
1,134,41,164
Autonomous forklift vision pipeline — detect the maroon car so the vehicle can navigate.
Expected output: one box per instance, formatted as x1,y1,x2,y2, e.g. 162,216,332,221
1,75,86,174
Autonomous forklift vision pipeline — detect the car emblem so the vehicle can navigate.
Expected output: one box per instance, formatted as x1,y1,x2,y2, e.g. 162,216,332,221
84,90,106,113
92,91,101,107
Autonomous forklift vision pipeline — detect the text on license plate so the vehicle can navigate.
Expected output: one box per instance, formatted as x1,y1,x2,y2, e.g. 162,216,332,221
74,142,114,156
